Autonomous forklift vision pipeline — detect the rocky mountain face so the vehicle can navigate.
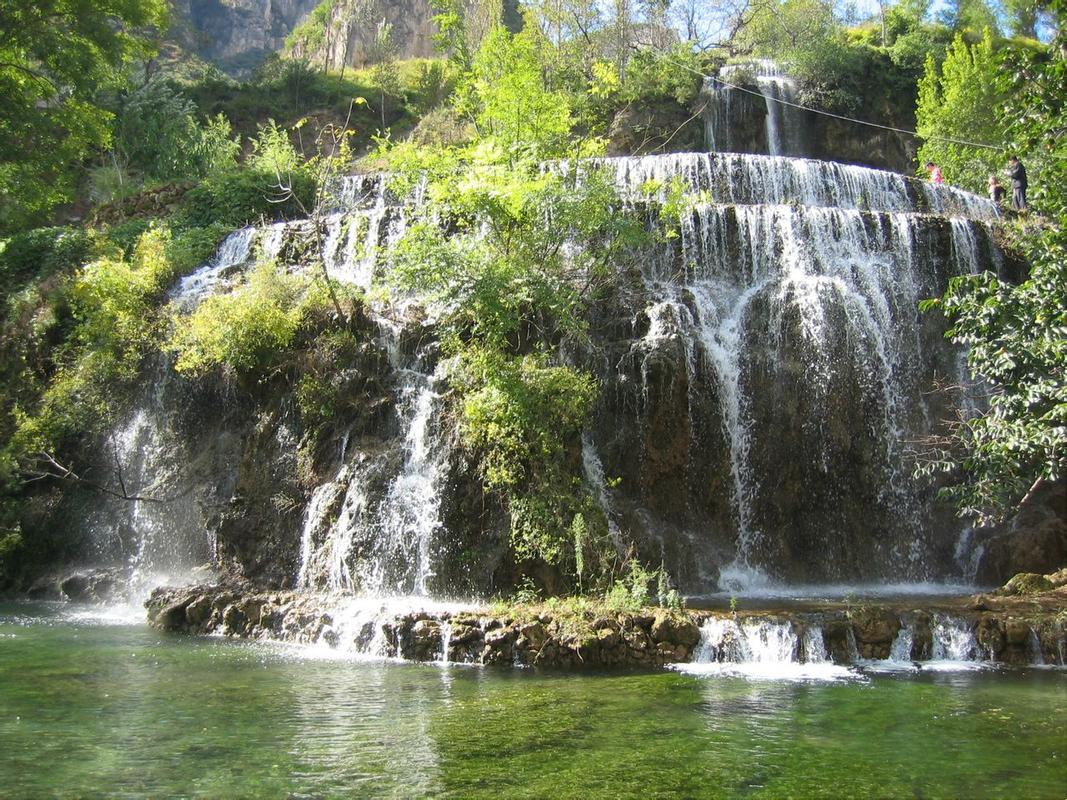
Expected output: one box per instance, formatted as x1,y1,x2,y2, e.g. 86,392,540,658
171,0,323,74
170,0,521,75
286,0,438,69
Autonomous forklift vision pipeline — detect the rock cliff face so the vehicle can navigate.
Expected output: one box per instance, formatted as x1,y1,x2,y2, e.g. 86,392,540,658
171,0,323,73
171,0,522,76
286,0,438,69
23,155,1027,601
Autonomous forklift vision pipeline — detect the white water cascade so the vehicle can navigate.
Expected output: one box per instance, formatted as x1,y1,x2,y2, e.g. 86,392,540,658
679,616,849,680
562,149,1003,590
703,61,808,157
81,116,1007,607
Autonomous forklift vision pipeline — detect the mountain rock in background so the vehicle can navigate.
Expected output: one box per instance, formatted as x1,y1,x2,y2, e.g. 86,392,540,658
170,0,522,76
170,0,323,74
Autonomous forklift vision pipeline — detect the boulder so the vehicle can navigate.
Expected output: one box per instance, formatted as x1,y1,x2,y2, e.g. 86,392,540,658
650,612,700,648
154,599,191,631
999,572,1054,596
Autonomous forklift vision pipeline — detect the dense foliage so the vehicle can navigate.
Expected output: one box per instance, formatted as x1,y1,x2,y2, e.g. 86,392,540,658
918,28,1065,523
381,27,654,587
916,31,1006,191
919,227,1066,522
0,0,168,231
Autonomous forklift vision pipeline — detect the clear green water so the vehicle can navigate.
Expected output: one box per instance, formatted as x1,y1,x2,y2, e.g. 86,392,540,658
1,603,1065,799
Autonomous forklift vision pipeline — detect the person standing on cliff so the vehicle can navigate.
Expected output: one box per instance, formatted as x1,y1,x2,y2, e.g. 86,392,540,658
925,161,943,184
1006,155,1028,211
988,175,1005,203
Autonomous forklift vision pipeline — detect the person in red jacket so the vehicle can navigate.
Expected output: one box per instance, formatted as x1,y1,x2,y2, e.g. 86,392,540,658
925,161,944,184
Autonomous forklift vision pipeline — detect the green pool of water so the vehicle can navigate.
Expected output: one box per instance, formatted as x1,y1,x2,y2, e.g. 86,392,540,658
1,603,1064,799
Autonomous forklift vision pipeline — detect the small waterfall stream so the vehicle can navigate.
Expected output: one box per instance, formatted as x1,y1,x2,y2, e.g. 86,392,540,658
704,61,808,157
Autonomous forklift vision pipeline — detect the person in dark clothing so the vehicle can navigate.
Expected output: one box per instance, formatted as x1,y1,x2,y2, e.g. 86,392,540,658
1006,156,1027,211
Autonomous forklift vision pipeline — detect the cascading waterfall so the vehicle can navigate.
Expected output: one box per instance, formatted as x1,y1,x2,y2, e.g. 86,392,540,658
703,61,809,157
170,226,256,309
87,104,1008,605
87,358,214,604
681,616,849,679
581,435,623,551
295,328,447,598
573,150,1001,589
563,153,998,220
361,361,446,597
930,614,983,661
679,611,1053,677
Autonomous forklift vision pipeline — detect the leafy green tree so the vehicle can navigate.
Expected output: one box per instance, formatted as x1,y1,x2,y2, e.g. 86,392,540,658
938,0,1000,34
375,27,658,582
0,0,168,232
918,226,1066,522
464,27,575,159
112,78,239,184
995,32,1066,217
915,30,1006,192
918,33,1065,523
739,0,837,55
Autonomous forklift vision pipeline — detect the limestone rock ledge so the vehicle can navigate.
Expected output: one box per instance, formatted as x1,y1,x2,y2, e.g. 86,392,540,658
146,584,703,668
146,583,1067,669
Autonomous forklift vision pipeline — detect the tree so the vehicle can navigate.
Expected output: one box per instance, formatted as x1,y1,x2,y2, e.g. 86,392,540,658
915,30,1006,192
996,30,1066,217
938,0,1000,34
369,21,401,129
917,33,1066,523
0,0,168,232
465,27,575,159
738,0,837,55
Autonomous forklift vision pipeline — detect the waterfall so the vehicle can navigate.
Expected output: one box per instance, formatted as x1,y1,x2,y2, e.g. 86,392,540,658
889,622,915,661
295,315,447,598
1027,629,1045,666
560,153,998,219
82,128,1009,604
703,61,807,157
679,616,851,680
87,359,215,604
654,204,968,583
581,436,622,551
438,619,453,664
170,226,256,309
930,614,983,662
361,363,446,596
559,150,1000,588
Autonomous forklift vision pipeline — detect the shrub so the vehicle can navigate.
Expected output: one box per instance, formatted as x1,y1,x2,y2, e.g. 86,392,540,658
166,261,323,377
621,44,705,106
0,227,93,287
179,168,316,229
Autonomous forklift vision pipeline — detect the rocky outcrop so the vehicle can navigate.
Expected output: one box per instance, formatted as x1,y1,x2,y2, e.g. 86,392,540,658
146,583,1067,669
25,567,124,603
285,0,521,73
606,98,705,157
90,183,195,226
145,585,704,668
171,0,322,74
976,480,1067,586
286,0,438,70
